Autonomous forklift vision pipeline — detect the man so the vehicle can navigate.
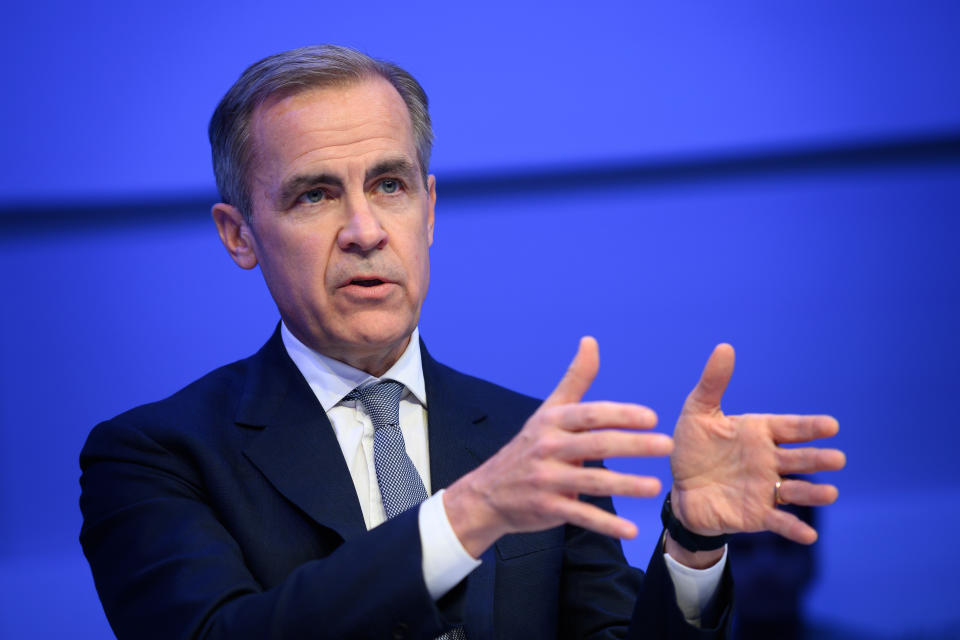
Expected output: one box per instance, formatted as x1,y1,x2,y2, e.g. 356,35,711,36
79,45,845,639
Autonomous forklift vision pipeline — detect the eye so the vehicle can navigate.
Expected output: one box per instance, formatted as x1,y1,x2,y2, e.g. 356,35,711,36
378,179,401,194
298,188,326,204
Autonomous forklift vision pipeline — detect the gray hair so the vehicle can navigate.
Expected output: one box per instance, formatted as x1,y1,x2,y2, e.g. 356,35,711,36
208,44,433,220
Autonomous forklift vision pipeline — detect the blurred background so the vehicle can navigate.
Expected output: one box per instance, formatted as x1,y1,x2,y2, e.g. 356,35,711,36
1,1,958,637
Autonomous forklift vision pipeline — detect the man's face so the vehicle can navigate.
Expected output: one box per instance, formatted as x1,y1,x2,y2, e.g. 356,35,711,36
230,77,435,374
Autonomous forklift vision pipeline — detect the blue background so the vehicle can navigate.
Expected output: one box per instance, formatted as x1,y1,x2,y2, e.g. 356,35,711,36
1,1,958,637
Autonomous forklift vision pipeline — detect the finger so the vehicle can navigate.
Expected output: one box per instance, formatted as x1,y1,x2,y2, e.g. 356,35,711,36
548,401,658,432
684,343,735,412
548,495,639,539
775,447,847,474
770,415,840,444
557,430,674,461
545,466,663,498
763,508,819,545
776,479,839,507
543,336,600,408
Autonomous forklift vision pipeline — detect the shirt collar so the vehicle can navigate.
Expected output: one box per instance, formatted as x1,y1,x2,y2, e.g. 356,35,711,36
280,322,427,412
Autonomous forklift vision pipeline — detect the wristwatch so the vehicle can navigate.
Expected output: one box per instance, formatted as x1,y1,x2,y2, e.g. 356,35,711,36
660,492,729,552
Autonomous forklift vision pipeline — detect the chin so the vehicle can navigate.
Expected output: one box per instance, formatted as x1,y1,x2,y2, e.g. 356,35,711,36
343,313,417,350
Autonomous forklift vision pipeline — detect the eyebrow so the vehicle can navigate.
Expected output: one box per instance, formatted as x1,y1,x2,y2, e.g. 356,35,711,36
276,157,419,206
277,173,343,206
365,157,418,183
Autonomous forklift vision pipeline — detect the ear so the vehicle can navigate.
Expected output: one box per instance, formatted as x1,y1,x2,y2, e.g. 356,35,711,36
426,174,436,247
212,203,258,269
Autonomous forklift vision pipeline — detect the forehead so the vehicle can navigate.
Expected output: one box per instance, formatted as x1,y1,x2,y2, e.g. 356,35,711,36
249,77,417,185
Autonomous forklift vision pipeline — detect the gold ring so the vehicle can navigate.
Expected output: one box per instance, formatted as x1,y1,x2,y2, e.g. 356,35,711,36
774,479,788,506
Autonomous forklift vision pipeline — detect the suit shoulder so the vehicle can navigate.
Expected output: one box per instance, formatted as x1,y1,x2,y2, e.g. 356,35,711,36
428,358,542,416
81,354,253,457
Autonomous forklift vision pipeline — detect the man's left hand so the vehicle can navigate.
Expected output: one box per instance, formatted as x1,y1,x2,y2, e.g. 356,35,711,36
669,344,846,548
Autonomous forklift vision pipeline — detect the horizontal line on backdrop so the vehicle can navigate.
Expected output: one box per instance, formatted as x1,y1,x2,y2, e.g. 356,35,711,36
2,131,959,233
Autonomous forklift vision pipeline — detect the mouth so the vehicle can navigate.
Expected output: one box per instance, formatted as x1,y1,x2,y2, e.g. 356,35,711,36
334,268,400,301
350,278,386,288
337,275,397,299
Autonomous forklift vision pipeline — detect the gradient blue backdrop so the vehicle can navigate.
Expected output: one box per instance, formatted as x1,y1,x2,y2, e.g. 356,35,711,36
1,1,958,637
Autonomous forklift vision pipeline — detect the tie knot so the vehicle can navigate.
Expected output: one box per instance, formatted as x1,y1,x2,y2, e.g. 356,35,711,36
345,380,405,430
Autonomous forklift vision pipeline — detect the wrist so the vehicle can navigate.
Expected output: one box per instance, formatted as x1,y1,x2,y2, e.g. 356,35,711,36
661,490,728,553
442,475,506,559
664,529,725,569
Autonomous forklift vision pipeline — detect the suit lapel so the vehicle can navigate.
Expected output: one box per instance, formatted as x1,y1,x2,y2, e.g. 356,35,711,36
421,341,508,637
420,340,501,490
238,327,367,543
235,331,508,631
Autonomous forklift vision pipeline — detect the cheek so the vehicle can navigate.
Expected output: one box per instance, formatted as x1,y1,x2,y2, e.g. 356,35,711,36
258,232,332,297
414,241,431,299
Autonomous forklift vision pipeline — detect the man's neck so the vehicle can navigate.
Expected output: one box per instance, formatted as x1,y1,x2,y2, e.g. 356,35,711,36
280,322,427,411
281,325,412,377
335,337,411,377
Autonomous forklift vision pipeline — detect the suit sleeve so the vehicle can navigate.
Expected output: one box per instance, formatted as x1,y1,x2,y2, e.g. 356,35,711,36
629,535,733,639
558,492,733,640
79,419,453,640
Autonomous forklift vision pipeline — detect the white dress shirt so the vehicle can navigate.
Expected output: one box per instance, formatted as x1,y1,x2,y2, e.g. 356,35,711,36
281,322,725,624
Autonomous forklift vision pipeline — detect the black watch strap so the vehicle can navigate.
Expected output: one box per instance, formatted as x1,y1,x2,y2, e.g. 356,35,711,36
660,492,729,552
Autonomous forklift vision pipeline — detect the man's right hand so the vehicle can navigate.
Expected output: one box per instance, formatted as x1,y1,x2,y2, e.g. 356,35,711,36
443,337,674,558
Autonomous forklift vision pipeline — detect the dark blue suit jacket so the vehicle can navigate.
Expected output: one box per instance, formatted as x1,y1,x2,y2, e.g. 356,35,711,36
79,328,730,639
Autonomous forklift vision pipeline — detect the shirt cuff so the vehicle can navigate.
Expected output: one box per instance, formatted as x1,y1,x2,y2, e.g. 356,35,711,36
664,541,728,627
419,489,482,600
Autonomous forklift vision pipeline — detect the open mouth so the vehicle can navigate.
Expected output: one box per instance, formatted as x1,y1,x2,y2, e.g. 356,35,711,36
351,278,386,287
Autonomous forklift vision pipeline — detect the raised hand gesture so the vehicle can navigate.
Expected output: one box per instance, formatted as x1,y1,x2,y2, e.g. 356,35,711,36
444,337,673,557
669,344,846,549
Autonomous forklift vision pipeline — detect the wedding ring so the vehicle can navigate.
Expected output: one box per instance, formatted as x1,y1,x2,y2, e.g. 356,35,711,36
774,479,788,506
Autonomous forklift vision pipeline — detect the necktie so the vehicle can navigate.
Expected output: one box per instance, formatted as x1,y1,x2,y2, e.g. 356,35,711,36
346,381,467,640
346,380,428,519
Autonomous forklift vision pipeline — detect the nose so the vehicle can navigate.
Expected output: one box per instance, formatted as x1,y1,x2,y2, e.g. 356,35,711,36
337,193,387,253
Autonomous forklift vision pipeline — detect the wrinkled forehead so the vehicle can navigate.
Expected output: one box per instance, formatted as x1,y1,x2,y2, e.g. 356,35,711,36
249,76,417,170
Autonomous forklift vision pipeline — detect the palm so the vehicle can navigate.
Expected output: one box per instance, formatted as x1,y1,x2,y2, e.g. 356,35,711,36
669,345,845,545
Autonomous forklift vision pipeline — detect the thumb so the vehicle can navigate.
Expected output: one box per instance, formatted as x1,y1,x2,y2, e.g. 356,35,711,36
685,343,735,412
543,336,600,407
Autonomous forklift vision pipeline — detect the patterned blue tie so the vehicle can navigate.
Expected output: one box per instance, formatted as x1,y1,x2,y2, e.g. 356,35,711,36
346,380,428,518
346,381,467,640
